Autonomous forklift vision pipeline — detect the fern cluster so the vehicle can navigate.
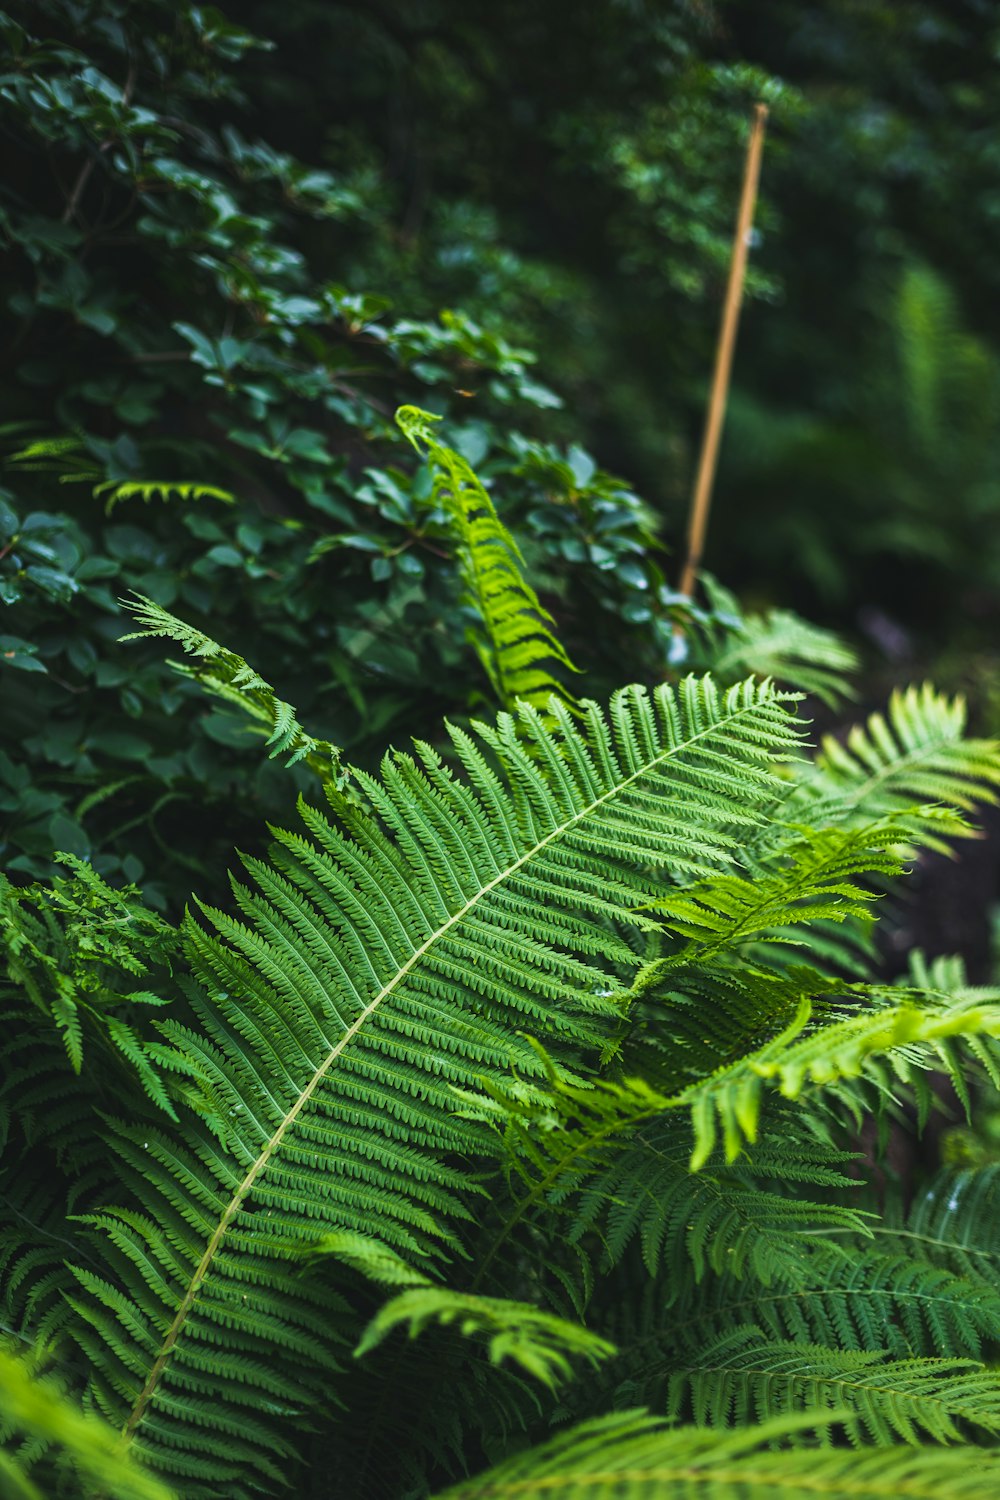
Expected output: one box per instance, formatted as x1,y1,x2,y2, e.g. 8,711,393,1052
4,418,1000,1497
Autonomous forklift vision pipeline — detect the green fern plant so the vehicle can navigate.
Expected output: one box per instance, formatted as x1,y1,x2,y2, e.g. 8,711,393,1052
120,593,345,786
397,404,579,713
4,417,1000,1497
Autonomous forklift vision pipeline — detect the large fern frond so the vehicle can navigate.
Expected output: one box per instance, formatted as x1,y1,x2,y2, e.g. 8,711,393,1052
397,405,579,712
431,1409,1000,1499
666,1332,1000,1444
121,594,344,785
664,1245,1000,1363
69,677,801,1493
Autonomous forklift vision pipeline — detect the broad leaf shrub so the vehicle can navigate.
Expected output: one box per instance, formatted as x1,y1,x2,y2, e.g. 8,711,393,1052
3,424,1000,1497
0,1,836,909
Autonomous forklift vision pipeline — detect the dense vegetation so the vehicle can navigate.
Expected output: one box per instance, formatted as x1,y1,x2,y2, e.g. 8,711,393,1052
4,3,1000,1497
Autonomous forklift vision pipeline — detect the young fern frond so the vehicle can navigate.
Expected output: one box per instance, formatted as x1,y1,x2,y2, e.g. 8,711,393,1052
397,405,579,713
431,1409,1000,1499
680,989,1000,1169
307,1227,616,1387
630,821,903,982
120,594,344,785
666,1334,1000,1445
70,677,802,1493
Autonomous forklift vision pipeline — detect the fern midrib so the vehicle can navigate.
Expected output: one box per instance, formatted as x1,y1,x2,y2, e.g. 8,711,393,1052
676,1359,983,1421
120,696,773,1442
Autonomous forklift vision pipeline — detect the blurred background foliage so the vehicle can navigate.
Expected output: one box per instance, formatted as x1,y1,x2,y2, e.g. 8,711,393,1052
2,0,1000,909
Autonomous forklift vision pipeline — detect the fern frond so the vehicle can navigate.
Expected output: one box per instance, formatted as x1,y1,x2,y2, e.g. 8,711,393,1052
665,1245,1000,1363
432,1409,1000,1498
571,1115,868,1284
878,1164,1000,1285
0,855,176,1102
355,1287,615,1389
687,579,858,706
631,821,902,978
120,594,344,784
95,481,234,516
681,988,1000,1169
398,405,579,712
67,676,801,1492
786,685,1000,849
667,1332,1000,1444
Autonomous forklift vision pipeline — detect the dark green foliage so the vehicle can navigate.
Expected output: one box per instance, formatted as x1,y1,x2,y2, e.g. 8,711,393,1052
5,4,1000,1494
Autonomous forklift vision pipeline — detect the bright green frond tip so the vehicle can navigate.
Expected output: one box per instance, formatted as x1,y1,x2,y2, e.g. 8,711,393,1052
397,404,579,714
432,1410,1000,1498
96,480,234,516
120,593,344,785
0,1348,173,1500
789,683,1000,848
356,1286,616,1389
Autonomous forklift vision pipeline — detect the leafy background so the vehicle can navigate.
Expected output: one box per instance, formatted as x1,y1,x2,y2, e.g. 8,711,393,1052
2,0,1000,917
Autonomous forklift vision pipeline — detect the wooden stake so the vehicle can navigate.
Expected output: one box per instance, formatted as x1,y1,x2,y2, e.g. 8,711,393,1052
677,103,768,600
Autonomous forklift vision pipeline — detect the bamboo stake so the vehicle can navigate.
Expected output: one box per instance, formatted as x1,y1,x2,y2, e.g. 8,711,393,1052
677,102,768,600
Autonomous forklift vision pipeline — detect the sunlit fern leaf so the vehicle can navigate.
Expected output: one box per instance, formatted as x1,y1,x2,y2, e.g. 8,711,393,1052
666,1333,1000,1444
2,434,100,483
784,685,1000,849
355,1286,616,1389
397,405,579,713
94,481,234,516
680,988,1000,1169
430,1409,1000,1499
68,676,801,1494
120,594,344,785
0,1346,173,1500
